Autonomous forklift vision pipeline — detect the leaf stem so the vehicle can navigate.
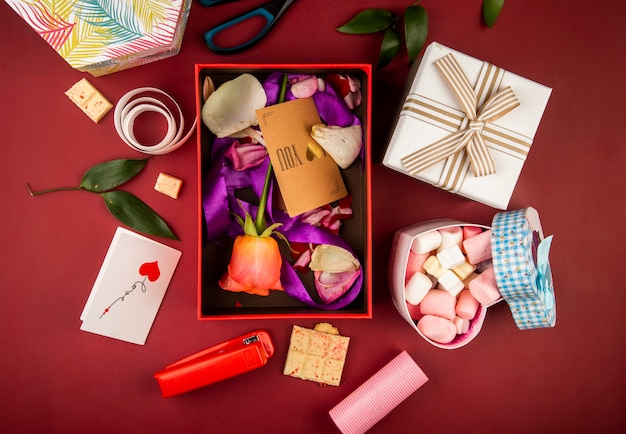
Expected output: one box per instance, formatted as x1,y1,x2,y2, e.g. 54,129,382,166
27,183,83,196
254,164,273,234
253,73,289,234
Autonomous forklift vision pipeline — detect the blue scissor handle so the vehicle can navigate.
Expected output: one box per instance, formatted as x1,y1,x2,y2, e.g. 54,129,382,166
202,0,295,54
204,8,275,54
198,0,234,7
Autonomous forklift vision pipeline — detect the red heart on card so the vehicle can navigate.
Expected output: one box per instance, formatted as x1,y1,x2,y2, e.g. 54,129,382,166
139,261,160,282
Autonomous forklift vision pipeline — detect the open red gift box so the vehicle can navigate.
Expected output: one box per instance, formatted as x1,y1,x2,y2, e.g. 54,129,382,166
195,64,372,320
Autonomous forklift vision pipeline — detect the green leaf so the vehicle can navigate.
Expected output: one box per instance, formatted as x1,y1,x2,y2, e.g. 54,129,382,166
101,190,179,240
483,0,505,28
336,9,395,34
377,27,401,70
404,5,428,63
80,158,149,192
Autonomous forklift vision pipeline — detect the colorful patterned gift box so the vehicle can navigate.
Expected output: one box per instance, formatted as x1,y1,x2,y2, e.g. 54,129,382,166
383,42,552,209
5,0,192,76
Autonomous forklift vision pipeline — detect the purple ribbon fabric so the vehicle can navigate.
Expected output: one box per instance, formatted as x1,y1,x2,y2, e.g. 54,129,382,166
202,73,363,309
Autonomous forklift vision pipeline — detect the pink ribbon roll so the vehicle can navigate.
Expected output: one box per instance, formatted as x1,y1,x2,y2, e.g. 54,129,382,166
329,351,429,434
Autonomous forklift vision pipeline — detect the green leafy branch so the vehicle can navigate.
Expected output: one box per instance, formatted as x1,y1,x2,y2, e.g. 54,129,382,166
27,158,179,241
337,0,505,70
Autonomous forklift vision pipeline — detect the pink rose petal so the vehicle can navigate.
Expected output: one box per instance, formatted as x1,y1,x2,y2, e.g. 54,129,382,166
314,269,360,303
224,141,267,171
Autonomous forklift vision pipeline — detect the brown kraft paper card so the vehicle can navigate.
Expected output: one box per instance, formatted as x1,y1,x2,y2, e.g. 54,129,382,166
256,98,347,217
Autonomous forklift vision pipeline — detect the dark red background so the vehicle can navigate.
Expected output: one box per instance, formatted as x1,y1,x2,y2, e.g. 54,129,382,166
1,1,624,433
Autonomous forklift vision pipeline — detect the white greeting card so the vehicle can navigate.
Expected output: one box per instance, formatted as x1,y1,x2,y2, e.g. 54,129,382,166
80,227,182,345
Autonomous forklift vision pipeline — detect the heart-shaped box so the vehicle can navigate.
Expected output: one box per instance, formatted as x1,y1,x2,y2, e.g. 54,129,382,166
389,208,556,349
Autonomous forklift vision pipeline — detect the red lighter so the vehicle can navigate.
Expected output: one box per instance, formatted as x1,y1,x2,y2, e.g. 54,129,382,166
154,329,274,398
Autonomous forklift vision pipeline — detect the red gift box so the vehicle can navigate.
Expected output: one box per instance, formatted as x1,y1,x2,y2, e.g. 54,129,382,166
194,64,372,320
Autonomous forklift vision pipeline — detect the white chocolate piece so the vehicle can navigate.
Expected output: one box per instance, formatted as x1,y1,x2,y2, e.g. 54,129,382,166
411,230,442,254
436,245,466,269
405,272,433,305
65,78,113,123
455,290,480,320
154,173,183,199
437,270,465,297
436,226,463,252
454,316,470,334
420,289,456,320
423,255,446,279
452,261,477,281
418,315,457,344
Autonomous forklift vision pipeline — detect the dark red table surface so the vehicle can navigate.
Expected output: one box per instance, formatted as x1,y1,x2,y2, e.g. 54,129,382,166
1,1,625,433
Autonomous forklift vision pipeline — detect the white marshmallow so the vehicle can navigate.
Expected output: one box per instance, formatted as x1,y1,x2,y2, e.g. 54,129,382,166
437,270,465,296
404,272,433,305
411,230,442,254
436,226,463,252
436,245,466,269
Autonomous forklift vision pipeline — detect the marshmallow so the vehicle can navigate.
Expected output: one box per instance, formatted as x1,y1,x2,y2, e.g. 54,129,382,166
455,290,480,320
462,226,484,242
454,316,470,335
418,315,457,344
463,229,493,265
468,266,501,305
436,226,463,252
411,230,442,254
406,301,422,321
405,251,430,282
423,255,447,278
419,289,456,320
463,272,479,289
405,272,433,305
436,245,466,269
437,270,465,297
452,261,476,281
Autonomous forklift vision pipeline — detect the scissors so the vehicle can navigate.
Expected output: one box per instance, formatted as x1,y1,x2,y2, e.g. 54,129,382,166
200,0,297,54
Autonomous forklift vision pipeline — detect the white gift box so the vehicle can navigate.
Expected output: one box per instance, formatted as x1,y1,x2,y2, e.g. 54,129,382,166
383,42,552,209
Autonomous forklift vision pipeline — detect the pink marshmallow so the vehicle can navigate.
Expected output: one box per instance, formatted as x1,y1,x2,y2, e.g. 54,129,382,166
468,266,501,305
406,301,421,321
462,229,493,265
463,272,479,289
462,225,484,241
455,290,480,320
454,316,470,334
417,315,457,344
419,289,456,320
405,251,430,282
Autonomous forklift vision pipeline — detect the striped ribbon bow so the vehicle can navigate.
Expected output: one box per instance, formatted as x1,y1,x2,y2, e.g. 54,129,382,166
401,53,520,178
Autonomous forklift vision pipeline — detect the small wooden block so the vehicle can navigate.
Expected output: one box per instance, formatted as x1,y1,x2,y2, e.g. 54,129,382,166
154,173,183,199
65,78,113,123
